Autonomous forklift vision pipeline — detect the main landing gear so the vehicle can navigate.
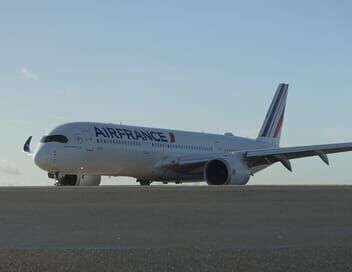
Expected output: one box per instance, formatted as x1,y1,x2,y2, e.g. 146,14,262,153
137,179,183,186
138,179,152,186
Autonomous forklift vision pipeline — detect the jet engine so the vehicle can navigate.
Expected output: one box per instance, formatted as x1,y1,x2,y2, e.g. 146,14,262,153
204,156,251,185
56,175,101,186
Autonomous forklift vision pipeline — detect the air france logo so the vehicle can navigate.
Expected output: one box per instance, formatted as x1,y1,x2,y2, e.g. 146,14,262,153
94,127,176,143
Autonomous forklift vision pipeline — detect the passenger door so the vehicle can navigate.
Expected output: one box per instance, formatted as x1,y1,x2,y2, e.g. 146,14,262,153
82,128,94,152
215,140,224,154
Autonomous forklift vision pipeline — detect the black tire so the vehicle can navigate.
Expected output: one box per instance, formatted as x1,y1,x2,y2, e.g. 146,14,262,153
139,181,151,186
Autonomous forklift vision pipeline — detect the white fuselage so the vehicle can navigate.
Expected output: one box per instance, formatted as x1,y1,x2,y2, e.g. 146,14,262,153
34,122,272,182
29,84,352,186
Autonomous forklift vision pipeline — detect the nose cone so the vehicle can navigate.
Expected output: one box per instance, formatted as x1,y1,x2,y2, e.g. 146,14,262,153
34,147,53,171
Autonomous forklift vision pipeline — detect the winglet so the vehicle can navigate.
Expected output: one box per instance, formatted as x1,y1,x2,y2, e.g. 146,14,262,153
23,136,33,155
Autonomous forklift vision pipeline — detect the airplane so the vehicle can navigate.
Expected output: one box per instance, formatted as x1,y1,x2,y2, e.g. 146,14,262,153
23,83,352,186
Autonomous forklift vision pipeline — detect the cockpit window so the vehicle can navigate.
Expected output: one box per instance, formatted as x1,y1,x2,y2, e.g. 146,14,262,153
40,135,68,143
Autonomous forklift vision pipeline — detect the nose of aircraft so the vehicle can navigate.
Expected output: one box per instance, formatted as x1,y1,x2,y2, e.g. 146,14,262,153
34,147,53,171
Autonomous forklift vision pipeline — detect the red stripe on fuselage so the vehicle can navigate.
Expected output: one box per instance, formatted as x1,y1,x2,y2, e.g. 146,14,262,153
169,132,175,143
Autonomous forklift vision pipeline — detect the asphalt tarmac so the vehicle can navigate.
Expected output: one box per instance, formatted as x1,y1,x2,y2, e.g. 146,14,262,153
0,186,351,271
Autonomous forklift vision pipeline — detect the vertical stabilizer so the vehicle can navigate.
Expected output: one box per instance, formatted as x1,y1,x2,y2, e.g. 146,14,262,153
257,83,289,146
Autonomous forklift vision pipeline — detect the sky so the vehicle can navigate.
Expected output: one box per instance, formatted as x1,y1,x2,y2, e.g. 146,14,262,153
0,0,351,186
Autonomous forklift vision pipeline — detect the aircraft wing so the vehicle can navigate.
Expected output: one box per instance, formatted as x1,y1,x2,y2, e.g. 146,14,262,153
156,142,352,174
245,142,352,171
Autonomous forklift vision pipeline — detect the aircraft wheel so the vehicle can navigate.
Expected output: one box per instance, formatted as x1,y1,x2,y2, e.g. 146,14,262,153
138,180,151,186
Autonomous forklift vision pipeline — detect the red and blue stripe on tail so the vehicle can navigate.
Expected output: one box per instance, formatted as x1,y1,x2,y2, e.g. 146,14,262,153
257,83,289,146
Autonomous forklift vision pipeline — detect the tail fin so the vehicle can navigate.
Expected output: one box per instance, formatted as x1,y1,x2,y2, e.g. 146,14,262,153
257,83,289,146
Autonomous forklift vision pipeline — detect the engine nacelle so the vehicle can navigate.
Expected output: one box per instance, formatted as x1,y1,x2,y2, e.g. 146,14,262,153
58,175,101,186
204,156,251,185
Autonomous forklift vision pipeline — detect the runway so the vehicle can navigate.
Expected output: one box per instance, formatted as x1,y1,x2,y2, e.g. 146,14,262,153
0,186,351,271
